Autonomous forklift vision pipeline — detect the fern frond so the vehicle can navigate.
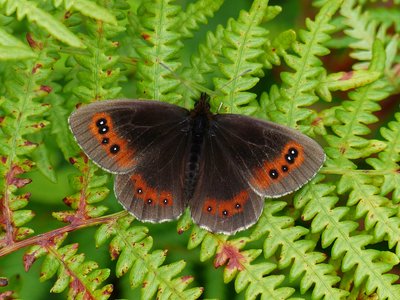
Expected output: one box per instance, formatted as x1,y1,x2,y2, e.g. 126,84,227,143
324,40,387,160
177,0,223,39
267,0,342,130
212,0,272,115
250,201,349,299
0,32,59,245
367,113,400,203
60,2,125,159
296,177,400,299
339,0,381,69
24,233,112,299
52,156,110,223
132,0,182,103
0,0,84,48
96,216,203,300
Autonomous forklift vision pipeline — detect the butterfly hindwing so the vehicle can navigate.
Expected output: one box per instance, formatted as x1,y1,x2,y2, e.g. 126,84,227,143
114,127,190,222
68,100,189,173
189,130,265,234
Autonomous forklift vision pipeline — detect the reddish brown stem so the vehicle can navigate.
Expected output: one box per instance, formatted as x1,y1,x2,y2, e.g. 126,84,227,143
0,211,129,257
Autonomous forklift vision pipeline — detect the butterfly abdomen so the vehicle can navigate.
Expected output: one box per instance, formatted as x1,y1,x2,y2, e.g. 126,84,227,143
184,112,209,201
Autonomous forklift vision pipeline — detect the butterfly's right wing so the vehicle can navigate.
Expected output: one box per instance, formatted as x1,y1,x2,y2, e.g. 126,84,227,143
70,100,191,222
114,125,190,222
69,99,190,174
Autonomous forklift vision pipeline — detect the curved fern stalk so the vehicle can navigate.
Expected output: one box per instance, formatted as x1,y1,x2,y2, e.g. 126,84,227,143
132,0,183,103
0,0,83,48
267,0,342,131
212,0,272,115
95,216,203,300
296,177,400,299
24,233,112,299
0,31,60,247
249,200,349,299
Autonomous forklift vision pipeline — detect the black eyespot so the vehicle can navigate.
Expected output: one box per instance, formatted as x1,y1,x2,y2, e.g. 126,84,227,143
222,210,228,216
207,206,212,212
96,118,107,127
98,126,109,134
269,169,279,179
285,154,295,164
102,138,109,144
137,188,143,194
147,198,152,204
281,165,288,172
235,203,241,209
288,147,298,157
163,199,168,205
110,144,120,154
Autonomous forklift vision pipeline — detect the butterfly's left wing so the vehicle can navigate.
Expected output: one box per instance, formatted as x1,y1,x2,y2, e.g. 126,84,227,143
189,113,325,234
211,114,325,198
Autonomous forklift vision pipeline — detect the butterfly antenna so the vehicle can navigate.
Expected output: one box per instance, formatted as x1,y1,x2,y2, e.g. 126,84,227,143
158,61,215,97
213,69,253,112
214,69,253,97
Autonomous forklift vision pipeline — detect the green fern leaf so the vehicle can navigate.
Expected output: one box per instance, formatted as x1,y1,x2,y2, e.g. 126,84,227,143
25,233,113,299
296,177,400,299
132,0,182,103
0,0,84,48
267,0,343,130
177,0,223,38
212,0,272,114
367,113,400,203
56,0,118,25
96,216,202,299
251,200,348,299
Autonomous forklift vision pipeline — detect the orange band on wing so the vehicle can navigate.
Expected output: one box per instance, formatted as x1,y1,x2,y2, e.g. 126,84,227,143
250,141,305,190
130,174,174,207
89,112,136,168
203,190,248,217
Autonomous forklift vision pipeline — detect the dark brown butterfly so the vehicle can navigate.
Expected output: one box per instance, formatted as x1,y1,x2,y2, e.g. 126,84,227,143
69,93,325,234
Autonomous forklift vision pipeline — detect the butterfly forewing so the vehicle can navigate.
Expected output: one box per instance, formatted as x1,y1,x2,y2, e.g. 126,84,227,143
69,100,189,174
212,114,325,197
70,99,191,223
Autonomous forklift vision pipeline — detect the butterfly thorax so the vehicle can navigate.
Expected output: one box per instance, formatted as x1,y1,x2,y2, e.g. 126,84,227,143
184,94,213,201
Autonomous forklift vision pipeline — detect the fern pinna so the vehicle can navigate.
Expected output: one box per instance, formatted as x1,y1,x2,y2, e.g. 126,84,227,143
0,0,399,299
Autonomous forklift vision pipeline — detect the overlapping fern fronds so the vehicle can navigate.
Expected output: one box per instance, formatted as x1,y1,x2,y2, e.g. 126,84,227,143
1,0,400,299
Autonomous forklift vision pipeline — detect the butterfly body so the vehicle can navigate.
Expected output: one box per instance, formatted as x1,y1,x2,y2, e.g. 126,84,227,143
69,94,325,234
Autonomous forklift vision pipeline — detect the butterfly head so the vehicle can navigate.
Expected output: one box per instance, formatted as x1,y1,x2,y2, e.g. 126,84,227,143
191,93,212,116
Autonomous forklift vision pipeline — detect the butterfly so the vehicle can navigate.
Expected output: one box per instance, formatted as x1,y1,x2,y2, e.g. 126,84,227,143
68,93,325,234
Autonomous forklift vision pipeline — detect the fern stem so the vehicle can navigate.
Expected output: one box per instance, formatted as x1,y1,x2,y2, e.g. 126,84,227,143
0,211,129,257
322,168,397,176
